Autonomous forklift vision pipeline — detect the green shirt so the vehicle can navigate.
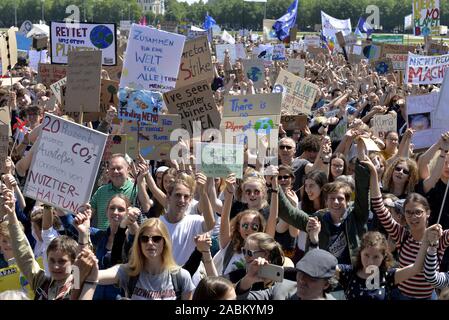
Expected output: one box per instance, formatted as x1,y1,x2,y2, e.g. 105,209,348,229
90,179,138,230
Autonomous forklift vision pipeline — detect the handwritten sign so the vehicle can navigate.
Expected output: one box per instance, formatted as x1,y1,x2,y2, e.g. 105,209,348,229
196,143,244,179
120,24,185,92
100,79,119,114
50,77,67,103
122,115,181,160
38,63,67,87
386,53,408,70
215,44,246,64
272,44,286,61
24,113,107,212
223,93,281,118
117,88,163,123
370,58,394,75
220,115,280,145
274,69,319,115
242,59,265,89
281,114,308,131
263,19,278,42
28,50,49,72
65,50,102,112
287,59,305,77
0,124,8,174
176,36,213,88
406,52,449,84
50,21,117,65
370,113,397,139
413,0,440,36
381,44,416,56
163,80,220,135
0,35,8,76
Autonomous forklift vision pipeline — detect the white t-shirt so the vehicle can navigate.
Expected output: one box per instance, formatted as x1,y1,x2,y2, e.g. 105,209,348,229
32,227,59,276
160,214,205,265
213,243,245,276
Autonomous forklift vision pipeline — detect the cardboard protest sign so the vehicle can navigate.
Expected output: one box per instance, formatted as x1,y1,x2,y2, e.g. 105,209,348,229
263,19,278,42
163,80,220,135
160,21,178,33
100,79,119,114
65,50,102,112
196,143,244,179
176,36,213,88
429,42,448,55
0,36,8,76
406,92,445,148
23,113,107,212
242,59,265,89
223,93,281,118
0,124,8,174
336,31,346,47
287,59,305,77
122,115,181,160
386,53,408,71
360,137,381,152
272,44,286,61
0,77,23,88
50,21,117,65
104,56,123,82
273,69,319,115
281,114,308,131
381,44,416,56
120,24,185,92
370,58,394,75
0,106,11,136
101,134,128,165
117,88,163,123
413,0,440,36
50,77,67,103
38,63,67,87
406,52,449,84
7,27,18,69
304,35,320,49
370,113,397,139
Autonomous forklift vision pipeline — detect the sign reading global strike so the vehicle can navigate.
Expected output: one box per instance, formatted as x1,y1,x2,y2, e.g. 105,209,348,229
120,24,186,92
50,22,117,65
24,114,107,212
406,52,449,84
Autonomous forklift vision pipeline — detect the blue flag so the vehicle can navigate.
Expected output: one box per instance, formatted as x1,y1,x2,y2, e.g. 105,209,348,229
203,14,216,30
356,16,373,36
272,0,299,41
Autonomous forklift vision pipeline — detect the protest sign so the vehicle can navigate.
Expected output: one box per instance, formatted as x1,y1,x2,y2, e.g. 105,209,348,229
413,0,440,36
0,124,8,174
406,92,445,148
119,20,131,32
122,115,181,160
120,24,185,92
381,43,416,56
221,30,235,44
24,113,107,212
435,71,449,120
307,47,327,58
0,106,11,136
117,88,163,123
216,44,246,64
370,58,394,75
0,36,8,76
321,11,351,50
163,80,221,135
160,21,178,33
0,77,23,88
38,63,67,87
196,143,244,179
336,31,346,47
50,77,66,103
263,19,278,42
28,50,48,72
386,53,408,70
242,59,265,89
281,114,308,131
274,69,319,115
176,36,213,88
361,43,381,60
7,27,18,69
370,113,397,139
253,44,273,61
429,42,448,55
102,135,127,165
372,34,404,44
223,93,281,118
65,50,102,113
272,44,286,60
100,79,119,114
287,59,305,77
220,115,280,142
344,34,357,46
104,56,123,82
406,52,449,84
304,35,320,48
0,257,44,299
348,53,363,64
50,21,117,65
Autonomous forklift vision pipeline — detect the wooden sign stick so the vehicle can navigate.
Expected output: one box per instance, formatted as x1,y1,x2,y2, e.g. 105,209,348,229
79,105,84,125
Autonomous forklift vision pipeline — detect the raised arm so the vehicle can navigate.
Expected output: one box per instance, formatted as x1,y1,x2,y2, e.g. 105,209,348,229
423,132,449,193
207,176,223,215
264,166,279,238
278,187,309,231
424,225,449,288
219,174,235,249
418,133,446,180
196,172,216,232
135,155,151,212
195,233,218,277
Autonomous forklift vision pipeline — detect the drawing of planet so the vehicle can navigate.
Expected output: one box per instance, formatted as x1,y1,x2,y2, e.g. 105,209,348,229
90,25,114,49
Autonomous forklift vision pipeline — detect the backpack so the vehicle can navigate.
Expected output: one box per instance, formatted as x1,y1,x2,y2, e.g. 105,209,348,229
126,269,184,300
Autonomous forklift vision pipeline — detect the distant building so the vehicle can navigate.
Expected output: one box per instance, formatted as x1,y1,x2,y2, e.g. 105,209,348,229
137,0,165,15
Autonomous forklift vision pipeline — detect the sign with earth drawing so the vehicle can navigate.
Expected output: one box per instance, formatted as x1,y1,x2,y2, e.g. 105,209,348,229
50,21,117,65
242,59,265,89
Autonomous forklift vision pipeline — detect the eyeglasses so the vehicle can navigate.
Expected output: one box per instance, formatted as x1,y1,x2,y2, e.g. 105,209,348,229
278,175,292,181
241,248,265,257
279,145,293,150
394,167,410,175
139,235,164,244
404,209,425,218
241,223,260,231
244,189,261,196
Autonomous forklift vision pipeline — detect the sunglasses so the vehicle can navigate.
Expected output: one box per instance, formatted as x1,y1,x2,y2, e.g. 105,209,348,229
394,167,410,175
139,235,164,244
241,223,260,231
279,145,293,150
277,175,292,181
241,248,265,257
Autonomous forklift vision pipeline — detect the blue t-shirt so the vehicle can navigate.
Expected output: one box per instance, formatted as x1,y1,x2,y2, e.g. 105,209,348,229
338,264,396,300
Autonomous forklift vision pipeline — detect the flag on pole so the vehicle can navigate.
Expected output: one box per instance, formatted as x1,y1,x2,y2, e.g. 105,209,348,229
272,0,299,41
355,16,373,37
221,30,235,44
203,14,217,30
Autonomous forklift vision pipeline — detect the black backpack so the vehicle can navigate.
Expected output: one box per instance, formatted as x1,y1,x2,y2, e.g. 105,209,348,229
126,269,184,300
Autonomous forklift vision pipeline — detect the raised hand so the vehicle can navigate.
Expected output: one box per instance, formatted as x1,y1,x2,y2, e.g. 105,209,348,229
425,224,443,247
194,233,212,252
195,172,207,194
73,203,92,235
306,216,321,244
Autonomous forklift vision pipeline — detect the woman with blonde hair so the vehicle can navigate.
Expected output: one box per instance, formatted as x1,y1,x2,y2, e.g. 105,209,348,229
382,157,419,198
92,218,195,300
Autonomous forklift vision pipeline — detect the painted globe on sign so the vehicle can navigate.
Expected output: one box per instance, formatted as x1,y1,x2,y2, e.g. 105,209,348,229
247,67,263,82
254,117,274,131
90,25,114,49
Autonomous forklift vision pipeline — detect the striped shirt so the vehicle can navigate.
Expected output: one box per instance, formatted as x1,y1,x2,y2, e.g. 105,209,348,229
424,247,449,289
372,197,449,299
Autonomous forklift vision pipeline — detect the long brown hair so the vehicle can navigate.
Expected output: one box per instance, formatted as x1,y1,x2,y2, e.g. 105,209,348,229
230,210,266,253
382,158,419,194
354,232,393,274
